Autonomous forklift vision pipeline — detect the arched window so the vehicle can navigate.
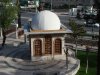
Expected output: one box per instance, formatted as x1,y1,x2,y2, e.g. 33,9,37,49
54,38,62,54
34,39,42,56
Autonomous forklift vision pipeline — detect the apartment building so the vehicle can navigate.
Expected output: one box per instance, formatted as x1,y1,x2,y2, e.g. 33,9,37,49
41,0,94,8
41,0,68,7
12,0,94,8
77,0,94,6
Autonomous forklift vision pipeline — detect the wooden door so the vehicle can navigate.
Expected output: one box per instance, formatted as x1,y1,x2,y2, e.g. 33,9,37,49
34,39,42,56
55,39,62,54
45,36,52,54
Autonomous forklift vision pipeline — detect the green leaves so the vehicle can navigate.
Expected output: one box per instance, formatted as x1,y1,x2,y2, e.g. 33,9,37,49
69,19,86,38
0,0,17,29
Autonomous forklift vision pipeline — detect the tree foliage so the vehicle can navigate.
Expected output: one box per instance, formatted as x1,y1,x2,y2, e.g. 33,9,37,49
69,19,86,56
0,0,17,29
69,19,86,38
0,0,17,47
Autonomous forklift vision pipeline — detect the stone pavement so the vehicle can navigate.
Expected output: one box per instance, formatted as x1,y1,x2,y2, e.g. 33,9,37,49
0,35,97,75
0,38,80,75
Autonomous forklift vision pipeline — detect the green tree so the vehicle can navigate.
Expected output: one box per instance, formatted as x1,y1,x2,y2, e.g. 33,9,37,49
69,19,86,56
0,0,17,47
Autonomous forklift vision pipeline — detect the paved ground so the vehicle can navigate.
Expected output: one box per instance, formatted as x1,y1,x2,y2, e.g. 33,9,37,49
0,32,97,75
0,38,80,75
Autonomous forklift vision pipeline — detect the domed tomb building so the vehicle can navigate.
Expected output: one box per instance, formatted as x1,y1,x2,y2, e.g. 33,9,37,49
26,10,72,61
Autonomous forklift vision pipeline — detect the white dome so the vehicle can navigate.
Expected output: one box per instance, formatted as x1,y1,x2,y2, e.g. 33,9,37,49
31,10,61,30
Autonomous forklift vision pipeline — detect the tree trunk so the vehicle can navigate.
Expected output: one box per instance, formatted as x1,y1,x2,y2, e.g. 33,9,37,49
16,0,21,28
86,56,88,74
18,7,21,28
75,37,78,56
64,47,69,69
97,6,100,75
86,46,89,74
1,29,6,47
94,0,100,74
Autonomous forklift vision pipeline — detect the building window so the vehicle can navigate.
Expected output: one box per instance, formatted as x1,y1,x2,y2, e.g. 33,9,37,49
54,38,62,54
45,36,52,54
34,39,42,56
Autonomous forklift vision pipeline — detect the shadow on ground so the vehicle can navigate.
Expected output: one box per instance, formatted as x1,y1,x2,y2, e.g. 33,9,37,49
0,43,31,61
